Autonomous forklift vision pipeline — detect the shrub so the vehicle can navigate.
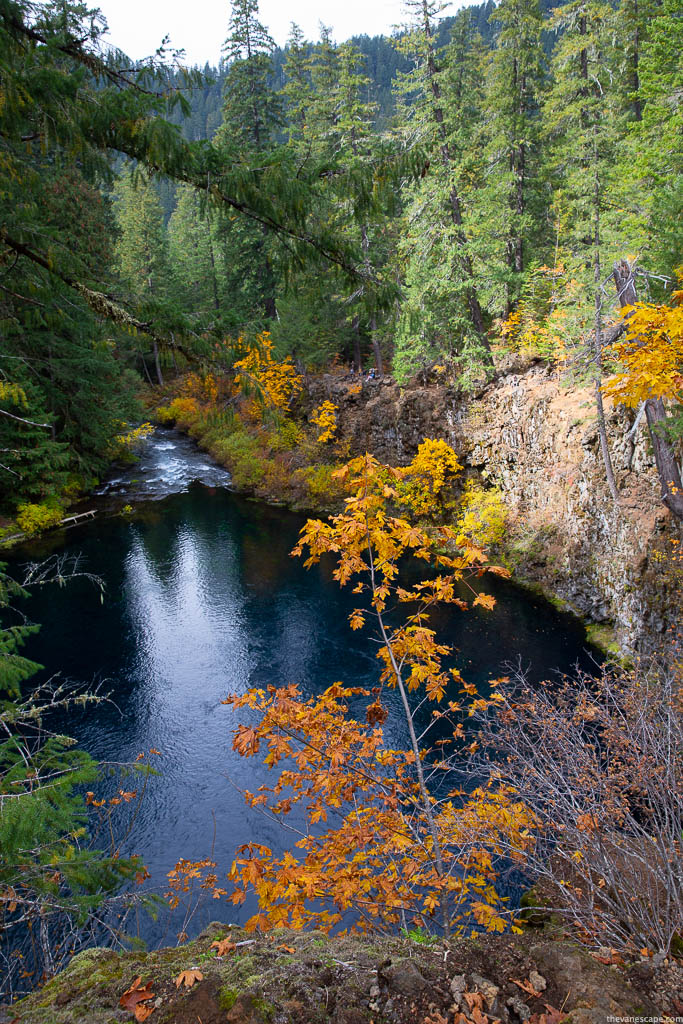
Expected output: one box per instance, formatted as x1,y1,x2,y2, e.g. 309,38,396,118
16,501,64,537
298,463,347,504
397,438,463,518
107,422,154,461
267,417,302,452
456,481,508,549
478,641,683,954
211,430,266,488
154,397,200,430
310,400,338,443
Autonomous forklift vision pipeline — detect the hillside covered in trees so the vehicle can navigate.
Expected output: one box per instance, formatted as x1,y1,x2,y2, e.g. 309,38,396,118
0,0,681,522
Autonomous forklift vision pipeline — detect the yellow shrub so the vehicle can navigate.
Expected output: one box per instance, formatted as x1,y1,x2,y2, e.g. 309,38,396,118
16,501,64,537
456,481,508,549
398,439,463,518
181,372,219,404
268,418,303,452
310,400,338,443
300,463,347,503
156,397,200,429
108,422,154,458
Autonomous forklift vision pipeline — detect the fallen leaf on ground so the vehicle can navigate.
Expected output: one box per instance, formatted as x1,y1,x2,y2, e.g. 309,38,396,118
134,1006,155,1022
119,977,156,1019
512,977,542,998
463,991,486,1011
530,1004,568,1023
211,938,236,956
174,969,204,989
279,944,296,953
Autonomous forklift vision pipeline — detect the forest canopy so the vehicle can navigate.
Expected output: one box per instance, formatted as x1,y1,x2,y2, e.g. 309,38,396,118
0,0,681,514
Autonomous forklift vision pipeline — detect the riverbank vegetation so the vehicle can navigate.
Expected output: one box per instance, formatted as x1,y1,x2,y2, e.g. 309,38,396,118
0,560,158,997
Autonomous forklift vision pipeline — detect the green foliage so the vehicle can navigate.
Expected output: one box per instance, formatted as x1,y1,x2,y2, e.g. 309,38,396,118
15,501,65,538
0,563,148,995
211,430,266,488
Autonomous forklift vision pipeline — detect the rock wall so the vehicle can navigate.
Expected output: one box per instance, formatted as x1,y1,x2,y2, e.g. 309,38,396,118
305,361,682,653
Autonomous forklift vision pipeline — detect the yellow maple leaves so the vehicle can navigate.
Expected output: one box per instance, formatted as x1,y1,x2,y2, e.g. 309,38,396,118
310,400,338,443
212,447,533,937
398,438,463,518
603,295,683,407
233,332,302,415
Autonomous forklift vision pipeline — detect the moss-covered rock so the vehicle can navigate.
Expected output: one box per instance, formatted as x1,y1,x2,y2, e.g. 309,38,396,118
5,925,679,1024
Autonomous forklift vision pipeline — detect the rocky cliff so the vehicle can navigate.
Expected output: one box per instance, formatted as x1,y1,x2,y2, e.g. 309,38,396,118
305,358,682,654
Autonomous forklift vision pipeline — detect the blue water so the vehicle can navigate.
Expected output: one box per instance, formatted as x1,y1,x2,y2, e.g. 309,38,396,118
8,430,600,945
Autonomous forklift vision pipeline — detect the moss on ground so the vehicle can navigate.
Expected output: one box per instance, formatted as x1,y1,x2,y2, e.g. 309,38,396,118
6,923,675,1024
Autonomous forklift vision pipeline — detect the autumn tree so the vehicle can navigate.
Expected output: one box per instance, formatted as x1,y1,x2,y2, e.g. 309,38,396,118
172,447,533,935
604,261,683,519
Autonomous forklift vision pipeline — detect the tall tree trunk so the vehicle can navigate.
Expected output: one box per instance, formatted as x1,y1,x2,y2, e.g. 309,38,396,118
153,340,164,387
370,315,383,375
628,0,642,122
358,222,384,375
352,315,362,374
612,259,683,519
207,227,221,312
593,149,620,504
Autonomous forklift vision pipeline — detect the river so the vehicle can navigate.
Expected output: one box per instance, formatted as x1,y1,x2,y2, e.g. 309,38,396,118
7,429,600,945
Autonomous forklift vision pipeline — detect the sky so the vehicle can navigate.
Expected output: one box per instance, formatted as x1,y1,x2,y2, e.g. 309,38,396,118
94,0,450,67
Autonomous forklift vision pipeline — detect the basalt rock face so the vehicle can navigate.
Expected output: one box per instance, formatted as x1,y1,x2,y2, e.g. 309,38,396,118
305,361,681,653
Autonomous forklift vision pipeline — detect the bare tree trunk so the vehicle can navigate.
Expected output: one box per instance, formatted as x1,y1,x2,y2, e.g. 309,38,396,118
141,355,154,387
153,340,164,387
612,259,683,520
593,150,620,504
352,315,362,374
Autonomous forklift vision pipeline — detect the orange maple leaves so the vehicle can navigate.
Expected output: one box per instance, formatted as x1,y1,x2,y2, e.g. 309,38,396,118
212,448,532,936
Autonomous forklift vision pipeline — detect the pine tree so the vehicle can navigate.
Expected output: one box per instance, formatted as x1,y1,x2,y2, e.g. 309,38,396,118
220,0,282,152
282,23,312,150
168,185,222,318
545,0,623,501
393,5,492,380
482,0,546,315
113,174,172,385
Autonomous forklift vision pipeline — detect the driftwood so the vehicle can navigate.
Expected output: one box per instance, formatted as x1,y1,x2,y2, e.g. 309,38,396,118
59,510,96,526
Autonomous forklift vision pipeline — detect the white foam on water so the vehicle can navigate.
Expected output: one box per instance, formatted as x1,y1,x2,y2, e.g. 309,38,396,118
97,429,231,501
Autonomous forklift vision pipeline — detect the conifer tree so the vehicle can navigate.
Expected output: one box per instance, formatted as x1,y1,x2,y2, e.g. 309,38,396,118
393,5,492,380
482,0,546,314
545,0,623,501
0,564,146,994
282,22,312,149
113,174,172,385
168,185,222,318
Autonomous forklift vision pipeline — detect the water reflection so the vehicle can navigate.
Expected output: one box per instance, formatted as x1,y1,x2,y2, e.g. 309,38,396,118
9,431,600,945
